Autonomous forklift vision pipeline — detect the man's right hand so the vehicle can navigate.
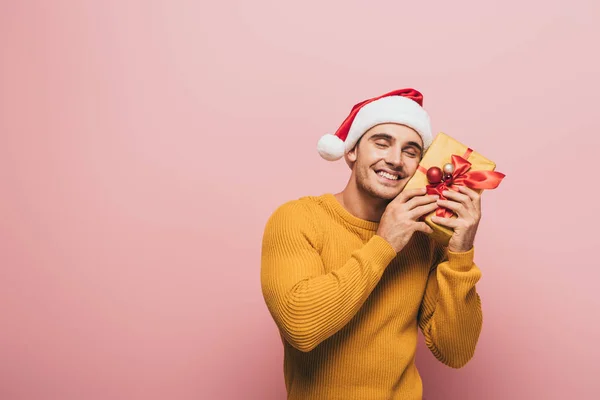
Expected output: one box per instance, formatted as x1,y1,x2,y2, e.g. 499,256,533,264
376,187,440,253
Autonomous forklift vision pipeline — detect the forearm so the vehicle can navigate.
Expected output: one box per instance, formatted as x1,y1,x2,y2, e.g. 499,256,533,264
419,247,483,368
262,235,396,352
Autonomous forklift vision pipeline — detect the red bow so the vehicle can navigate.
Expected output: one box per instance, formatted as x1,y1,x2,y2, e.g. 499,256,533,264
425,154,506,218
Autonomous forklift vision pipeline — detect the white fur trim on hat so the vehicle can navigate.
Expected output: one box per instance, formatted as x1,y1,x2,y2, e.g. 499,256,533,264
345,96,433,153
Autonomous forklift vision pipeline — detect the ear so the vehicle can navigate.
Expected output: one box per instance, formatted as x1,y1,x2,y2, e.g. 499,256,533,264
344,145,358,169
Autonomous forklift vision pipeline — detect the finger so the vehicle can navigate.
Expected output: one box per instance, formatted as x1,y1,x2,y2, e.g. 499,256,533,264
441,188,471,207
404,193,439,211
455,184,478,198
409,201,439,220
431,215,460,228
394,187,428,204
442,189,476,216
414,221,434,234
436,198,469,218
456,185,481,211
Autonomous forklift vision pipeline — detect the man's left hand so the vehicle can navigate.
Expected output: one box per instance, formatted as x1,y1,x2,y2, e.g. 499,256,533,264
430,185,481,253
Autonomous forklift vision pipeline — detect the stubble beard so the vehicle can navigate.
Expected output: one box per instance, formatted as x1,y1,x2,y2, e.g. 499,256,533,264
356,165,403,202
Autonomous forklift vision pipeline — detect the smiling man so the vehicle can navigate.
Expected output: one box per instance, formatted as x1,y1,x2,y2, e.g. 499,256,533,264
260,88,483,400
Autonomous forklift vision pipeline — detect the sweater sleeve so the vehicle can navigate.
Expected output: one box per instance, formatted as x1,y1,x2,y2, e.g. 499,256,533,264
417,242,483,368
260,201,398,352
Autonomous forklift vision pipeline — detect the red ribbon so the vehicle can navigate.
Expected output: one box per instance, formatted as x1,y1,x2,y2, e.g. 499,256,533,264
417,149,506,218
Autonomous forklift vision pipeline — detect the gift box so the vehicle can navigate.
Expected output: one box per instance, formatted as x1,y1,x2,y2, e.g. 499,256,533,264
403,132,505,246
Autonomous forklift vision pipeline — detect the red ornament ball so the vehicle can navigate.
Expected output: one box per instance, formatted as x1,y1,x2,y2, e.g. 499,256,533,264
443,173,453,182
426,166,443,184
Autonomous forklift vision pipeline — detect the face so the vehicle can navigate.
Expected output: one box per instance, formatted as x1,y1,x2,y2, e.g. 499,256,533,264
345,123,424,201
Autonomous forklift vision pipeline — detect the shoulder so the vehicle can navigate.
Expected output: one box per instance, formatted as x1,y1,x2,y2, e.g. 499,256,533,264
263,196,325,246
265,196,321,228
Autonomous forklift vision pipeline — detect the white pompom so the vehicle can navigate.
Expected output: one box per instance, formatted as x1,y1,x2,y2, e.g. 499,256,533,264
317,134,345,161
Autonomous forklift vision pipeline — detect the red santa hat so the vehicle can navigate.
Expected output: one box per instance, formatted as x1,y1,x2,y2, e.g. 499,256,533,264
317,88,433,161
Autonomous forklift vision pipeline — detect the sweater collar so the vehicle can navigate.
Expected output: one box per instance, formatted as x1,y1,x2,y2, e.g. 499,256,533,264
321,193,380,231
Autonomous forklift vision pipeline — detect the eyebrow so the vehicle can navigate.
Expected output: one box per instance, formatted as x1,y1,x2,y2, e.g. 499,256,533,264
369,133,423,153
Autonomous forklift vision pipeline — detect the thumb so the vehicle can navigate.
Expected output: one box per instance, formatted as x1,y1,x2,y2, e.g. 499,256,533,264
415,222,433,235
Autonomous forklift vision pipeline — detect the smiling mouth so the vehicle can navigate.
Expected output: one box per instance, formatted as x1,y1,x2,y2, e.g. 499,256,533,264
375,170,403,182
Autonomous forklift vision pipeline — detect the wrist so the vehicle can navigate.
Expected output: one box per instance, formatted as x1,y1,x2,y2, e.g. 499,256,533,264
448,245,472,253
448,238,474,253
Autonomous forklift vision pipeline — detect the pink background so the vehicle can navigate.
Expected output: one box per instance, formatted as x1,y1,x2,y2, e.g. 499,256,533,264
1,1,598,399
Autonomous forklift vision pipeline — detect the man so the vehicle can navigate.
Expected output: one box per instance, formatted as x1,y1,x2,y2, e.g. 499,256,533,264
260,88,483,399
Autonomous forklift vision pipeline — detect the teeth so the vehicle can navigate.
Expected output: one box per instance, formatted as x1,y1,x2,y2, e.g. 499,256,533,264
377,171,399,180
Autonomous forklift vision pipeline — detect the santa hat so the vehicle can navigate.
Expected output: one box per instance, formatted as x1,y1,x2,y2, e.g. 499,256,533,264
317,88,433,161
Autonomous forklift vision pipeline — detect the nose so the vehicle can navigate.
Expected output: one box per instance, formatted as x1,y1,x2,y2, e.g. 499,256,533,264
385,146,404,167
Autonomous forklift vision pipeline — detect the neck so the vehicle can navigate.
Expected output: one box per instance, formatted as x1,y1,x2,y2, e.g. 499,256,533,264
334,177,389,223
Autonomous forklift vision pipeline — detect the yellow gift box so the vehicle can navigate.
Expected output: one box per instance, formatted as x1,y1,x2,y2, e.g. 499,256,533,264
403,132,504,247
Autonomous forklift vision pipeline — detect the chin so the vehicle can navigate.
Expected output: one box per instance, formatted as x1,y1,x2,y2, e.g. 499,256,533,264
368,182,405,201
378,187,404,200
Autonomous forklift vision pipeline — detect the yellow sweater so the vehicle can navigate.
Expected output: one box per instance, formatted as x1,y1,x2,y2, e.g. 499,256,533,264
260,193,483,400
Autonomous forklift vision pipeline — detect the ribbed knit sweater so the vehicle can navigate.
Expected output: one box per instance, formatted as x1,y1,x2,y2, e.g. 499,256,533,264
260,193,483,400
